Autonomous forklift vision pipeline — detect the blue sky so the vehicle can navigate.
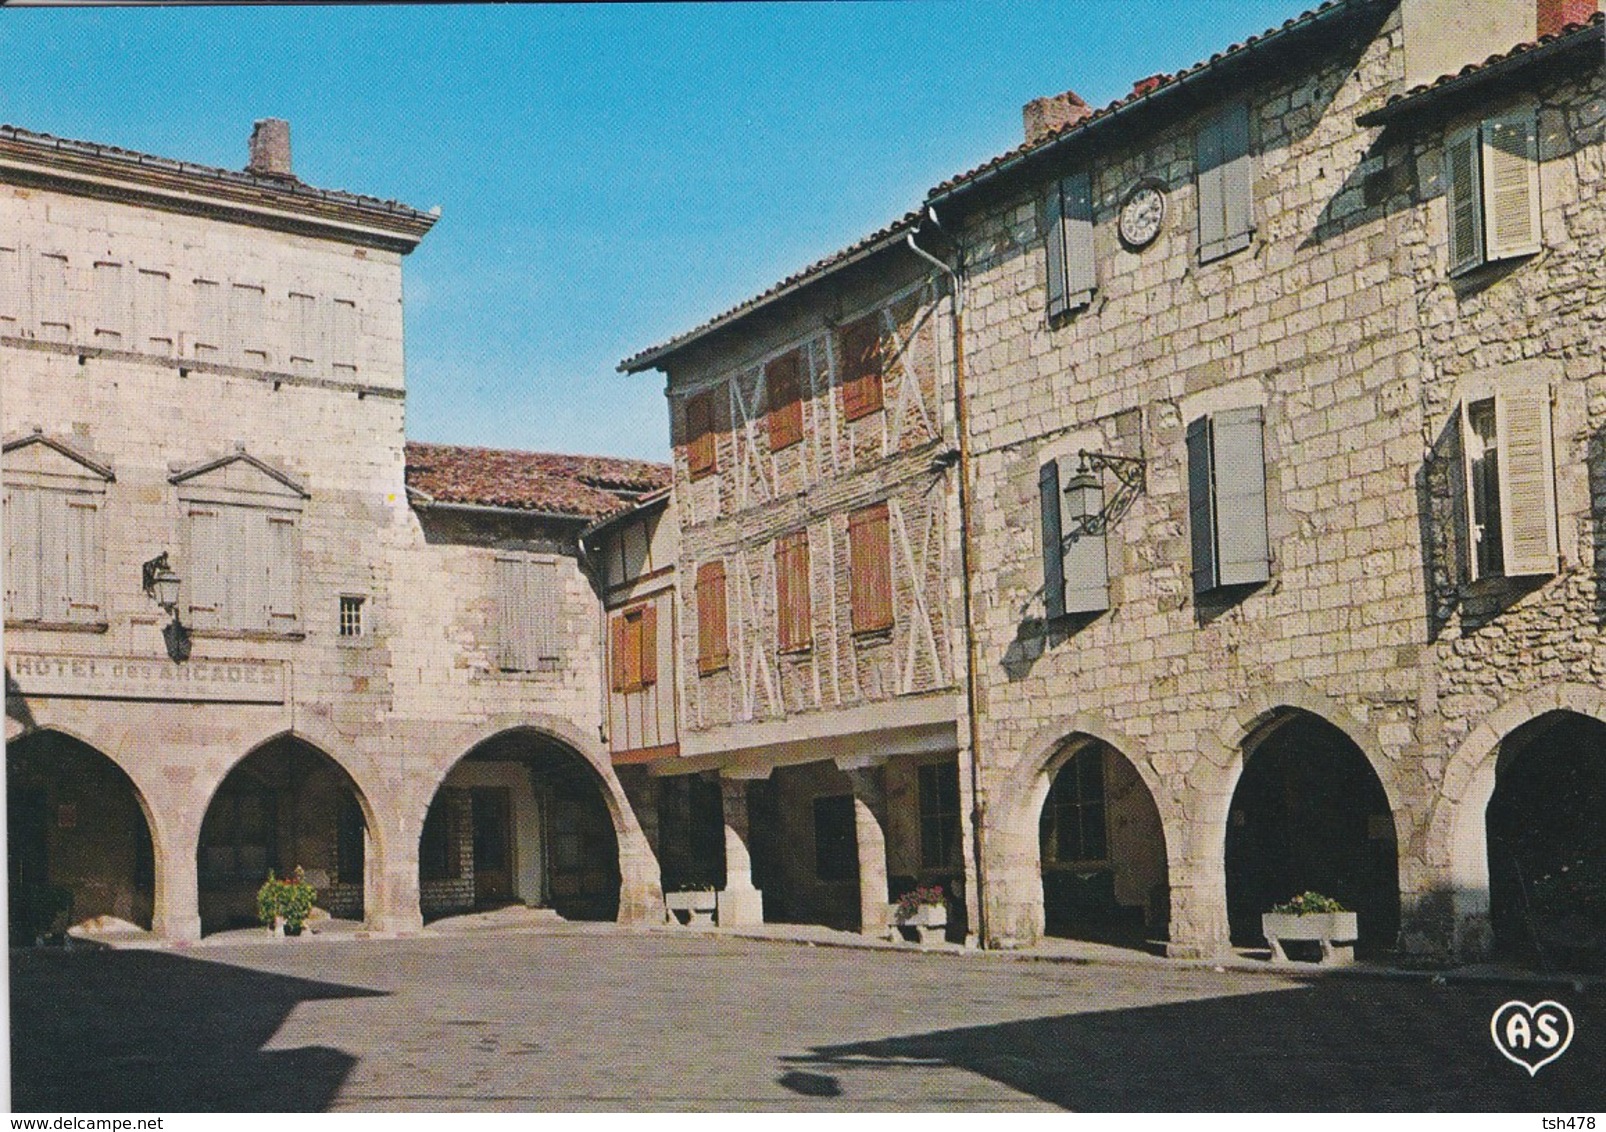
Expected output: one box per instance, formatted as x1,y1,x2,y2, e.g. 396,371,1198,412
2,2,1306,461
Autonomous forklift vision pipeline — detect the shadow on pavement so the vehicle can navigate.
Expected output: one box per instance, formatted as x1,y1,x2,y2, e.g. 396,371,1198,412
783,978,1605,1110
11,947,386,1111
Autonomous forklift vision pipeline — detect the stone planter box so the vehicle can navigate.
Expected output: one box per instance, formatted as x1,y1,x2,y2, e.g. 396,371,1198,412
664,890,717,927
894,902,948,946
1262,911,1358,965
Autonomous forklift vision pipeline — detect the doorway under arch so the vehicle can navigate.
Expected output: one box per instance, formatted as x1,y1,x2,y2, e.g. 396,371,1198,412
197,736,371,935
421,730,620,923
1038,738,1169,948
1486,710,1606,969
1225,710,1400,956
7,730,156,944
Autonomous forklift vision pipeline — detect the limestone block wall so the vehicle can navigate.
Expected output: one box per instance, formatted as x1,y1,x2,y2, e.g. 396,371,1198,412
954,14,1439,952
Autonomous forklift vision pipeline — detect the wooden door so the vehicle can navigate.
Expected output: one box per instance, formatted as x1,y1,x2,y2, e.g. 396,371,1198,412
471,787,513,907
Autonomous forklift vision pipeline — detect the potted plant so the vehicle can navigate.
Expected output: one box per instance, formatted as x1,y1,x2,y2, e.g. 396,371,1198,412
1261,891,1358,964
257,867,317,937
663,886,717,927
894,884,948,945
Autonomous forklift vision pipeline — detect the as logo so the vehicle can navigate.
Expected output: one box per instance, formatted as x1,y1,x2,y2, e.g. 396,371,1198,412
1490,1000,1574,1076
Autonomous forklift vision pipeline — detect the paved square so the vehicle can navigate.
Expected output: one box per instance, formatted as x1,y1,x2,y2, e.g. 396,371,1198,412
11,929,1605,1111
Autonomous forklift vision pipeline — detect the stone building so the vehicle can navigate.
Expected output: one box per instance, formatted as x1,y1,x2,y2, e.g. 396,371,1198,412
2,122,670,942
624,0,1606,962
620,227,971,937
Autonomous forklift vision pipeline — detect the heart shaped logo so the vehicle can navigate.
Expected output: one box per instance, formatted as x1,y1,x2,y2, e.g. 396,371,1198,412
1490,1000,1574,1076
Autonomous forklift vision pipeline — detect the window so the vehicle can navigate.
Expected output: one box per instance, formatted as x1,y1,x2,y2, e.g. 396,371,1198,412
695,560,729,674
288,291,317,369
199,786,277,885
918,762,963,870
1186,407,1270,595
611,603,658,692
229,283,267,365
849,502,893,633
135,269,172,353
339,595,366,638
3,434,112,627
813,794,857,882
184,504,300,632
1446,112,1541,276
1195,102,1253,263
775,529,812,652
1458,390,1557,580
419,794,462,882
1045,169,1096,318
838,314,885,421
495,554,562,671
192,278,223,356
766,350,804,451
1041,749,1107,865
685,389,719,479
93,261,129,344
1039,459,1110,618
331,298,358,372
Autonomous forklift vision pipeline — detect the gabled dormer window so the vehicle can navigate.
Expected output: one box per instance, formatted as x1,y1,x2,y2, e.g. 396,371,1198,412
2,431,114,628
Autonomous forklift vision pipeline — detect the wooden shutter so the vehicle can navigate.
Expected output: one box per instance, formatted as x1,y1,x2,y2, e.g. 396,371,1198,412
1045,180,1069,319
1495,389,1558,576
186,506,224,630
1186,418,1218,594
615,609,644,691
530,560,561,662
766,350,804,450
1482,113,1541,261
849,503,893,633
1212,406,1272,587
0,245,22,326
135,269,171,352
4,485,42,622
1061,171,1096,311
776,530,811,651
496,555,532,670
696,560,729,673
63,496,101,623
839,315,884,421
1445,126,1485,275
1062,475,1110,616
1456,399,1483,583
93,261,130,341
1197,104,1252,262
1039,461,1066,620
265,513,298,630
331,298,358,369
640,603,658,686
686,390,717,479
610,612,629,691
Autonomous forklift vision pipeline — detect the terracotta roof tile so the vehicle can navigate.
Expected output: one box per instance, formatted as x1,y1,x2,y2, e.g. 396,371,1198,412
404,441,671,521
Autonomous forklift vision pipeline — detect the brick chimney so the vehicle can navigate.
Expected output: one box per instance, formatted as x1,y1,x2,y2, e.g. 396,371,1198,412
1537,0,1598,35
1023,90,1093,146
247,118,293,179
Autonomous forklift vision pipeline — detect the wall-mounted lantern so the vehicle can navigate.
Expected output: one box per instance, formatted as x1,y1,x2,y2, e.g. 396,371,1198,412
142,552,190,661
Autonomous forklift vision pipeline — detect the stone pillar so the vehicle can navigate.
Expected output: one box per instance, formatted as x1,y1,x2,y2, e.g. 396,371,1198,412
1164,848,1232,960
368,806,423,935
843,763,891,938
152,835,202,943
717,776,764,926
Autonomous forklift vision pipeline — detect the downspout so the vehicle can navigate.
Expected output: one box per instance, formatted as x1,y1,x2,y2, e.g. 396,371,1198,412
906,206,990,949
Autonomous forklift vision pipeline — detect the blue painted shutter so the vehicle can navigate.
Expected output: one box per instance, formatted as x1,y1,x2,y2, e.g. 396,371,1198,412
1040,460,1065,620
1187,417,1218,594
1212,406,1271,587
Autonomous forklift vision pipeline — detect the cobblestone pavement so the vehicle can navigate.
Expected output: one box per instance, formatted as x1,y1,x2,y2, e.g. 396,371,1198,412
11,927,1606,1111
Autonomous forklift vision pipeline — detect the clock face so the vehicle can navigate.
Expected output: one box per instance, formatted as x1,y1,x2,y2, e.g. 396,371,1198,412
1119,184,1165,248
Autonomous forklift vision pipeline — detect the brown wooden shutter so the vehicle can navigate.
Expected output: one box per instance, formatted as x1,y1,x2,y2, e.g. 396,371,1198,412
776,530,812,651
849,503,893,633
641,603,658,686
766,351,804,450
686,390,717,479
696,560,728,673
839,315,884,422
610,612,629,691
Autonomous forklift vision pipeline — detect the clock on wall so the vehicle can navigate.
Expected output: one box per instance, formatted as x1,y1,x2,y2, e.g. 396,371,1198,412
1118,181,1166,249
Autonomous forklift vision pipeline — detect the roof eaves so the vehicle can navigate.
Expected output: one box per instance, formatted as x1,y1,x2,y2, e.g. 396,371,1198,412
928,0,1390,209
618,214,919,374
1356,14,1604,127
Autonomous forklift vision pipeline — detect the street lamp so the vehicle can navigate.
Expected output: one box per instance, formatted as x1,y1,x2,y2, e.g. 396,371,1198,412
1062,456,1105,538
142,552,190,661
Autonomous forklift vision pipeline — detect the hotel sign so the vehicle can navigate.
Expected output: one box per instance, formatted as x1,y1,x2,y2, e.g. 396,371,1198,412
5,653,286,705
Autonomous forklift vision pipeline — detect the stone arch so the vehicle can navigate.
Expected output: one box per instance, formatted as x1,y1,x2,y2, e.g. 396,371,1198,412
986,713,1182,947
6,728,165,940
194,730,380,935
1429,682,1606,958
418,719,657,924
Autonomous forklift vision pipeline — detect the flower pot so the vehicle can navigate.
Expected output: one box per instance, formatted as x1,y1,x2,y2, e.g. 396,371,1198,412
1261,911,1358,965
894,902,948,946
664,890,717,927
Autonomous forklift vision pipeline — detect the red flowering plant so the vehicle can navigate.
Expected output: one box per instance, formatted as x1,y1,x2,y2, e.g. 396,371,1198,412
257,866,317,935
895,884,947,923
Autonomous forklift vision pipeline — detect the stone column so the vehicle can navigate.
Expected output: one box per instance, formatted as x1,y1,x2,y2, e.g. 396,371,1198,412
368,804,424,935
717,775,764,926
843,763,892,938
152,827,202,943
